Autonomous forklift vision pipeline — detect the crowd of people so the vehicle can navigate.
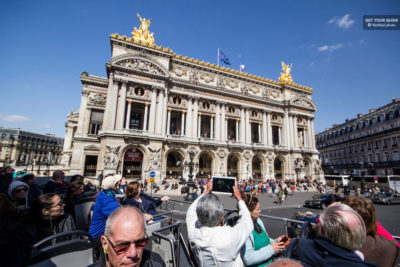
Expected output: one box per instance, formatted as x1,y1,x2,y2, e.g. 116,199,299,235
1,164,399,267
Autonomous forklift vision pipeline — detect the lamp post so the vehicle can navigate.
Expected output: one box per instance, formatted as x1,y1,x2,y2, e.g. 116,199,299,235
359,161,365,194
184,150,198,202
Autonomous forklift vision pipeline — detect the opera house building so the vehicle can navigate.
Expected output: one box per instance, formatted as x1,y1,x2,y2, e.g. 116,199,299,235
61,15,322,182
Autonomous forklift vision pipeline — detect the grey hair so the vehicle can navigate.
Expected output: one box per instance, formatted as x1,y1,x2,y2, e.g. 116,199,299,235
104,206,145,237
319,203,366,250
269,258,303,267
196,194,224,227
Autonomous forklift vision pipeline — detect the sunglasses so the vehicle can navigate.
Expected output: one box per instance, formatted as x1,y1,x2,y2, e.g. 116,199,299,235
105,234,148,255
15,188,28,193
51,200,64,208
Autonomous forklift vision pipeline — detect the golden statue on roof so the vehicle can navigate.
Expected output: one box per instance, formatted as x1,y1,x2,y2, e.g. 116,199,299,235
132,13,155,44
279,61,293,84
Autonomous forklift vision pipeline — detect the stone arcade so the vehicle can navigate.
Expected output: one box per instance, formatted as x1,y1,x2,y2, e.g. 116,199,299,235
62,15,322,182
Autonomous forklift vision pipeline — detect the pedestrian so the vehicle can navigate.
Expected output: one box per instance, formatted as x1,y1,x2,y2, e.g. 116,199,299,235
277,189,283,205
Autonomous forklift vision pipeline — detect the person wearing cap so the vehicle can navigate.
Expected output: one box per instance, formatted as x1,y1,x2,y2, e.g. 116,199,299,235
43,170,68,194
89,174,122,260
8,181,29,210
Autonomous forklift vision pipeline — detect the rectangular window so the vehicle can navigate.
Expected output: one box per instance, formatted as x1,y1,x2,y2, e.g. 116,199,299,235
385,152,390,161
394,151,399,161
84,155,98,177
376,153,380,162
89,110,104,135
272,126,280,145
393,137,398,147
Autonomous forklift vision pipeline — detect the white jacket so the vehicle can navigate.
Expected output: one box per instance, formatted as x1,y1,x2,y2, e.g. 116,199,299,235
186,194,253,267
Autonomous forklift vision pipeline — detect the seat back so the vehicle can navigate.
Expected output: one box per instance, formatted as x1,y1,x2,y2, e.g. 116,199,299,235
28,231,93,267
74,198,94,231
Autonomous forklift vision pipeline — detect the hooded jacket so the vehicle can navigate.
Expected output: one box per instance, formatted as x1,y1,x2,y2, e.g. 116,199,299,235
8,181,29,208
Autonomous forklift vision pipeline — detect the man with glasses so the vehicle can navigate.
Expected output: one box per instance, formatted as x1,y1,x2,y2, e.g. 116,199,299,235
88,206,165,267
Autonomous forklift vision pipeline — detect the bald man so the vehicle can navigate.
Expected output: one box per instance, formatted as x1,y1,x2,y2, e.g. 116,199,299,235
88,206,165,267
288,203,378,267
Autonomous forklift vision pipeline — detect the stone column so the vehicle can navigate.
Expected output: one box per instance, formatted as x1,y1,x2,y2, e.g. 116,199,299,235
279,126,282,145
125,100,132,129
258,123,262,143
262,112,267,145
245,109,250,143
293,116,298,148
210,115,214,139
193,98,199,138
83,106,91,134
143,103,149,131
240,108,245,143
267,113,272,145
236,119,239,141
304,126,308,148
167,108,171,135
310,118,316,149
186,98,192,138
103,73,114,130
148,88,157,133
155,89,164,134
225,118,228,141
181,111,186,136
284,111,290,147
221,103,226,141
162,88,168,136
117,83,128,130
215,103,221,140
198,113,202,137
77,91,89,134
109,83,119,130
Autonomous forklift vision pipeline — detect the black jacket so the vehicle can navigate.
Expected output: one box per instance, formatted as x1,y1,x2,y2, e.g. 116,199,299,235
87,249,165,267
288,236,378,267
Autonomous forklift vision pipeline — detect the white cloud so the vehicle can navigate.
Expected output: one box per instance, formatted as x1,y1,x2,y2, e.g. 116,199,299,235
43,124,51,129
318,43,343,52
328,14,355,29
0,113,31,123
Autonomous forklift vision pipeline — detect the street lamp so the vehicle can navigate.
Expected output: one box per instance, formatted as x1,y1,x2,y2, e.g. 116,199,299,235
184,149,198,202
359,161,365,194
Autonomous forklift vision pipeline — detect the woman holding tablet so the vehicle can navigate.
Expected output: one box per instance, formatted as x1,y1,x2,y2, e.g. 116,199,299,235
240,193,287,266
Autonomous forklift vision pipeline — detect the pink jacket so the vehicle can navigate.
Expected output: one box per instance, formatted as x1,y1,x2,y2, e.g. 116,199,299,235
377,222,400,247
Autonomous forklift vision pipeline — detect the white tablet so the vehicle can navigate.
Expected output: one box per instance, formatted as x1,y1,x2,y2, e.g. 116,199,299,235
212,176,237,195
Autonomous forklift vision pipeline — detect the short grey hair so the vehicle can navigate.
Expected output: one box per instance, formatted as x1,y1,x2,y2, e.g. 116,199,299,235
319,203,366,250
196,194,224,227
104,206,145,237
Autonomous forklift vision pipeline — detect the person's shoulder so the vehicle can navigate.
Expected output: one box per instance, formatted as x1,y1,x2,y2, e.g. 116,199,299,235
140,249,166,267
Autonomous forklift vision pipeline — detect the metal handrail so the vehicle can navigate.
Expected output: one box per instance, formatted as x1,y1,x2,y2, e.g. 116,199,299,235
152,222,181,267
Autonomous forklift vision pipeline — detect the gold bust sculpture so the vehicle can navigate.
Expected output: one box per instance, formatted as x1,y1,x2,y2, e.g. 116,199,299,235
132,13,155,44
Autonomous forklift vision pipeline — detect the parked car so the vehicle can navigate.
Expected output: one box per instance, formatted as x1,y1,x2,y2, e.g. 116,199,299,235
372,192,400,205
304,194,342,209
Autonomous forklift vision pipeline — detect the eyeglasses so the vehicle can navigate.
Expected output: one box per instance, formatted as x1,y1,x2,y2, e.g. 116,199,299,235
15,188,28,193
105,234,148,255
51,200,64,208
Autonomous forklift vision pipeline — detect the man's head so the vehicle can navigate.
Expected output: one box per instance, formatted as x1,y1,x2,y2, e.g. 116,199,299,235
22,174,35,186
53,170,65,183
101,206,147,267
196,193,224,227
319,203,366,250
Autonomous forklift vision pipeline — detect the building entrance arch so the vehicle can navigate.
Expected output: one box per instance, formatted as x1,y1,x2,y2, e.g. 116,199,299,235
166,151,184,179
199,152,213,179
252,156,263,180
274,158,283,180
227,154,240,179
123,148,143,179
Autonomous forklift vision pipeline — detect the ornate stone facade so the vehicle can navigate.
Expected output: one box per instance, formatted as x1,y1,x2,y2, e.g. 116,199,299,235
316,98,400,176
62,22,321,182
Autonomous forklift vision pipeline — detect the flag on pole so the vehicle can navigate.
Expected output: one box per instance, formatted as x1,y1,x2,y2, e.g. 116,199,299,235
239,61,245,72
218,49,231,65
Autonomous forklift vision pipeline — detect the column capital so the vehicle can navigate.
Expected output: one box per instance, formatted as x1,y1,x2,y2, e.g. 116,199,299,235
211,114,215,118
258,122,262,125
145,102,149,107
198,112,202,117
168,108,172,112
236,118,240,122
182,110,186,114
127,99,133,104
225,117,228,120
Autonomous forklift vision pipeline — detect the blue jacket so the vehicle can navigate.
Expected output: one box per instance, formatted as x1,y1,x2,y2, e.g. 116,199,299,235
89,191,119,238
240,218,277,266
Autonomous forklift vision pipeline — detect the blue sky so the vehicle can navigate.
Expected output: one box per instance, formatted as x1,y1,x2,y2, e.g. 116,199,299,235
1,0,399,138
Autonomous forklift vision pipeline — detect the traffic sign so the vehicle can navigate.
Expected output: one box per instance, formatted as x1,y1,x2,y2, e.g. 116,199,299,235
150,178,155,184
149,171,156,178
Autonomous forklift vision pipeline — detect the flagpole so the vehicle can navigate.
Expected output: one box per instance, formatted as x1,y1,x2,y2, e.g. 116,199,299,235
217,48,220,66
